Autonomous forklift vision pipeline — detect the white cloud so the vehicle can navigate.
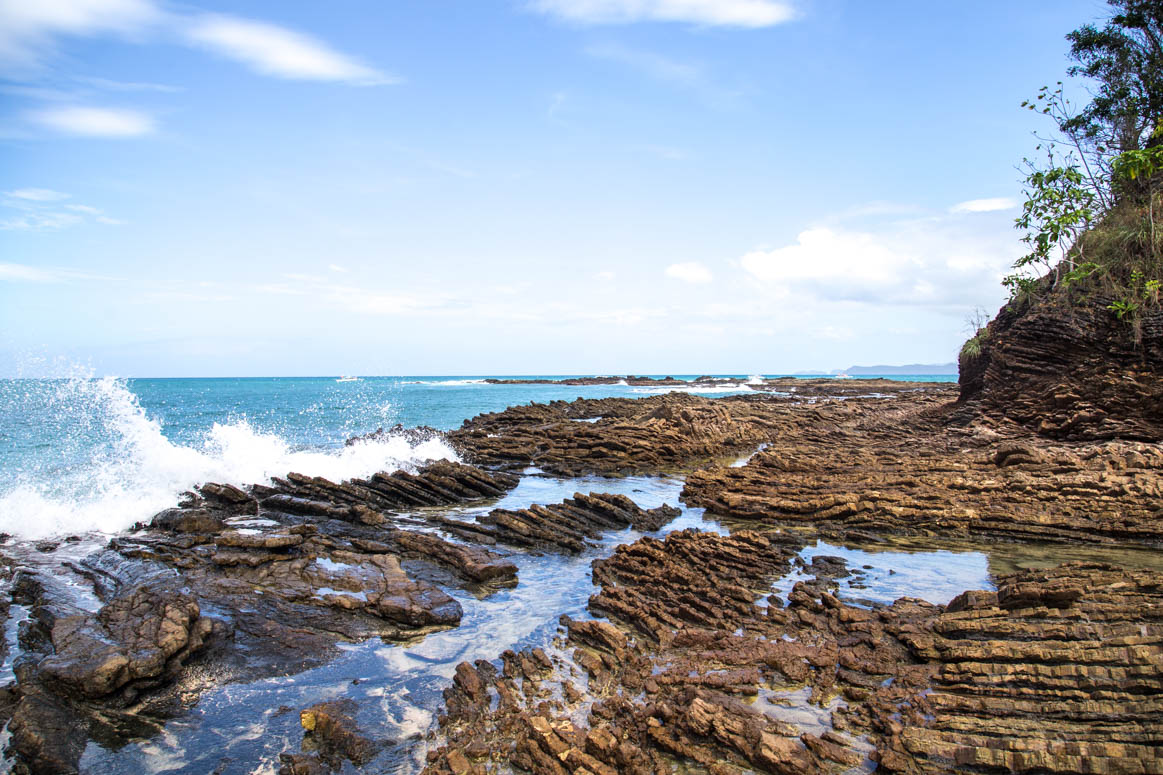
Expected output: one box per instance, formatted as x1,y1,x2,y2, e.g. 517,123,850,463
740,217,1021,307
0,263,63,281
29,106,154,136
5,188,70,201
0,0,160,68
665,261,713,284
594,270,616,281
0,262,106,282
587,43,705,88
328,264,349,273
2,189,122,229
0,212,83,230
530,0,796,27
186,15,396,85
950,197,1017,213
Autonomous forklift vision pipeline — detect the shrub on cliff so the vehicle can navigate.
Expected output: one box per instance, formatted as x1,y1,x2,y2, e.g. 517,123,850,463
994,1,1163,331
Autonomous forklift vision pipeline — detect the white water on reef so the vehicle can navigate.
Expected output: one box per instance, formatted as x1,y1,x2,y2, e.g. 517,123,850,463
0,377,455,540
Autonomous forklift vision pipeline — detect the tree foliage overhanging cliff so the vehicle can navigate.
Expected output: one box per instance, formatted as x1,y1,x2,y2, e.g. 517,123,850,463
1000,0,1163,333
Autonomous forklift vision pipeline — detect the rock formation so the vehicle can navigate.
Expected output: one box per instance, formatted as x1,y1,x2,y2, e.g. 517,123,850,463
424,530,1163,775
958,298,1163,441
449,393,793,476
683,389,1163,545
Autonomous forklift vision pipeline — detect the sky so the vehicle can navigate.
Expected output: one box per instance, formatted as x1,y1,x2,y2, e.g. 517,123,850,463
0,0,1111,377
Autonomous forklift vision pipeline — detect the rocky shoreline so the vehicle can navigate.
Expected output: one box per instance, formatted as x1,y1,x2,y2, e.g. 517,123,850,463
0,377,1160,773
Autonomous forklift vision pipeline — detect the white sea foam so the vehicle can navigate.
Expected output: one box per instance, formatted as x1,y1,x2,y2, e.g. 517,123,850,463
746,374,766,385
0,377,457,541
401,378,486,386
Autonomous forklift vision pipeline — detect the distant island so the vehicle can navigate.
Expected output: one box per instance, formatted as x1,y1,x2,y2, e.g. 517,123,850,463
842,362,957,375
793,362,958,376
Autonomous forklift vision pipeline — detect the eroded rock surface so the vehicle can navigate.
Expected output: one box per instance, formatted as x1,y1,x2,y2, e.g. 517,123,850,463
449,394,794,476
425,529,1163,775
958,299,1163,441
437,492,680,553
683,391,1163,545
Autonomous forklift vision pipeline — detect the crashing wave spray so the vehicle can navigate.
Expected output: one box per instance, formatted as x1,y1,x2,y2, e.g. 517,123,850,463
0,377,456,540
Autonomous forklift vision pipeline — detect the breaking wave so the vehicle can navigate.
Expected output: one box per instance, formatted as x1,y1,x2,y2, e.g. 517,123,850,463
0,377,456,540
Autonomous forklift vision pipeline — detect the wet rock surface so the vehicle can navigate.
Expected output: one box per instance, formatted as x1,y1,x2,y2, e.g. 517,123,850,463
3,382,1162,773
425,530,1163,775
437,492,680,553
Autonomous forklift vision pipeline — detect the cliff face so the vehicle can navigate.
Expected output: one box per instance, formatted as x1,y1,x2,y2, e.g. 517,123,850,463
958,296,1163,440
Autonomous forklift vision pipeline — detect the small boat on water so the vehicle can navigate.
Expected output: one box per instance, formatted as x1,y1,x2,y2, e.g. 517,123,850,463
336,376,359,383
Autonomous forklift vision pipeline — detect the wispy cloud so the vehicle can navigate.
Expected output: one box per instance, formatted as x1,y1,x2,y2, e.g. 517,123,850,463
75,75,182,92
2,188,124,230
28,105,155,137
950,197,1018,213
185,15,397,85
587,42,705,89
0,0,161,70
0,262,107,282
530,0,796,27
585,42,742,104
665,261,713,284
5,188,70,202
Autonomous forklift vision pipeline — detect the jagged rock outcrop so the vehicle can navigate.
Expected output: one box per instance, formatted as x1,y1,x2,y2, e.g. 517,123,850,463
424,528,1163,775
437,493,681,553
449,393,794,476
958,298,1163,440
683,392,1163,545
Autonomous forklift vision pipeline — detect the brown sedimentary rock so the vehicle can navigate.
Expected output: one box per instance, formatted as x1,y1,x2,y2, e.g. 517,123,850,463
958,299,1163,441
438,493,681,554
682,391,1163,544
448,393,795,476
425,528,1163,775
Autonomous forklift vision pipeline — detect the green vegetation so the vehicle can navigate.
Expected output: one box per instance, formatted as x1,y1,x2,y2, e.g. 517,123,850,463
1000,0,1163,333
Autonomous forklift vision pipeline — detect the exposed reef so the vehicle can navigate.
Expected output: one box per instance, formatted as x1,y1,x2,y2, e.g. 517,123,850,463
424,530,1163,775
450,393,797,476
683,393,1163,545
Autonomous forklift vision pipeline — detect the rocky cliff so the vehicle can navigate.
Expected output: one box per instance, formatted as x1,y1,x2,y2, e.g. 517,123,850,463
957,295,1163,440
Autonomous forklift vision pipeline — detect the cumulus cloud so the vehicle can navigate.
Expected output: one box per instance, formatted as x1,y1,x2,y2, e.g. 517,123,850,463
665,261,713,284
739,213,1022,307
185,15,397,84
530,0,796,27
29,106,154,136
950,197,1017,213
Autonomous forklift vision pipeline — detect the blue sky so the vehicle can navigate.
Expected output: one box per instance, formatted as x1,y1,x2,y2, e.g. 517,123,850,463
1,0,1107,376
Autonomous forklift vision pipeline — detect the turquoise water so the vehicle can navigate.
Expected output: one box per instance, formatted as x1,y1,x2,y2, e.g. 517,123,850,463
0,374,953,539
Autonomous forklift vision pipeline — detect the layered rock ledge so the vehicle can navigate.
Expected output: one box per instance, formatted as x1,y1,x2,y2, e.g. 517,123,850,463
424,530,1163,775
682,390,1163,545
958,299,1163,441
450,393,796,476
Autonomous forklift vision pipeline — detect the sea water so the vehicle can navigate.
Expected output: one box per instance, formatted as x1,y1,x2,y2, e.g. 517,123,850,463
0,374,953,540
14,372,1093,773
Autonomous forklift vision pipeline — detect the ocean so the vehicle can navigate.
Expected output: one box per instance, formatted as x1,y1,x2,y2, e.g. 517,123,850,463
0,374,955,540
